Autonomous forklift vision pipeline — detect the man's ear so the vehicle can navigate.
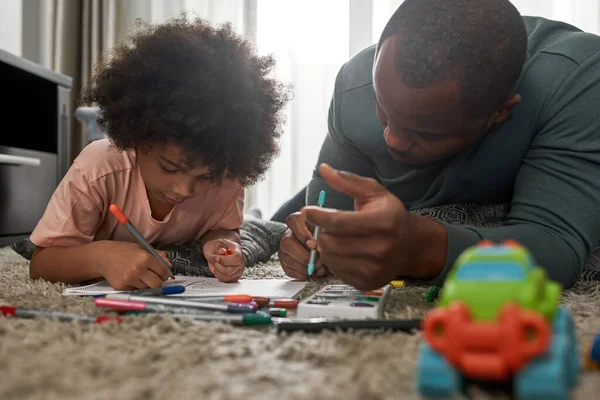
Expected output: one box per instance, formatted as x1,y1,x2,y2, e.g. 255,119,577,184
492,94,522,124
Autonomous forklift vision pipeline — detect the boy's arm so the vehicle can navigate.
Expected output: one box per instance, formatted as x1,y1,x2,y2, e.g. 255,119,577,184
31,240,172,288
28,162,106,283
200,229,241,247
200,184,244,247
30,242,106,283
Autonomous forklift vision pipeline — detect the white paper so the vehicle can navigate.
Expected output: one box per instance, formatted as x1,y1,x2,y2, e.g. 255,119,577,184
62,275,306,298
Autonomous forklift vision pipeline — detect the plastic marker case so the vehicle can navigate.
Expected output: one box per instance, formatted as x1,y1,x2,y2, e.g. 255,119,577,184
296,284,391,319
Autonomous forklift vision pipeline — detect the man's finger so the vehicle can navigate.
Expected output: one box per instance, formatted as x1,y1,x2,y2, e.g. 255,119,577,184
301,207,384,235
318,163,385,200
320,254,382,290
317,232,390,258
280,234,313,265
315,263,328,277
286,213,315,246
278,251,309,281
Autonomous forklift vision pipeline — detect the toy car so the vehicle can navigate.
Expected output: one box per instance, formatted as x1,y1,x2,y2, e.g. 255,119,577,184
416,239,580,400
585,333,600,370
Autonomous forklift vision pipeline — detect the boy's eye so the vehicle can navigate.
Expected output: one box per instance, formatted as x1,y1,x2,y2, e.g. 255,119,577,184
159,164,179,174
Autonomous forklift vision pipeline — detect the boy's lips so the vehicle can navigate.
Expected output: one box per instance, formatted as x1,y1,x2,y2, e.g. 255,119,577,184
164,195,185,205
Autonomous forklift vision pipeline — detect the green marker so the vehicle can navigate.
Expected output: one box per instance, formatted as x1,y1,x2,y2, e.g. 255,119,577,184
169,313,272,326
308,190,326,276
425,285,440,302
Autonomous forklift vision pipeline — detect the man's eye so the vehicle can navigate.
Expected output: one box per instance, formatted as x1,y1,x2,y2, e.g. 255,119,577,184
417,132,441,141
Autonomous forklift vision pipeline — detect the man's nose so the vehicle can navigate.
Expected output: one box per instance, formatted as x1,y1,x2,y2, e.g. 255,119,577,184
384,126,413,153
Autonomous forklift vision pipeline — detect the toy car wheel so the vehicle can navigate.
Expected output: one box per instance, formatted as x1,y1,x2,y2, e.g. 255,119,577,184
514,317,572,400
416,342,463,398
553,307,580,386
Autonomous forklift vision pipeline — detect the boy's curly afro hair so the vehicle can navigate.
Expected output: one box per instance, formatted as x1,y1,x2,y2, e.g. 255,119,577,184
82,14,291,186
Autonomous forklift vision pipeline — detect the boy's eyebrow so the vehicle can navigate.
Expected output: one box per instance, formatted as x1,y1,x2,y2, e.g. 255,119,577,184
158,155,183,169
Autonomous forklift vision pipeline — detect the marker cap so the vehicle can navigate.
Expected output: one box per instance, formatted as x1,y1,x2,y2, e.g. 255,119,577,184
0,306,16,316
109,204,129,224
243,314,272,326
318,190,326,206
96,316,123,324
272,299,298,309
162,286,185,295
253,297,270,306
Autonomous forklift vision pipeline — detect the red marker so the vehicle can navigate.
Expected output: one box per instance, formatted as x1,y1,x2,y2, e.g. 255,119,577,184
0,306,122,324
190,294,253,303
110,204,174,279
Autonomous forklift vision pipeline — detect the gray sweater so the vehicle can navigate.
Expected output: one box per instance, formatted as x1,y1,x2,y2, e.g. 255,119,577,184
307,16,600,288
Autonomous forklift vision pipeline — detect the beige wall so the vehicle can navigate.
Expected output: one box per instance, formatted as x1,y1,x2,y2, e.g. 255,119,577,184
0,0,23,56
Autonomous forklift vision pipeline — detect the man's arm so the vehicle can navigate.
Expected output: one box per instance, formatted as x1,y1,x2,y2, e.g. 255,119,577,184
425,55,600,288
307,65,377,209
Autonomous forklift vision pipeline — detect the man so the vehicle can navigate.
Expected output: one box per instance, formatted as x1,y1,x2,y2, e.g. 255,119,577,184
277,0,600,290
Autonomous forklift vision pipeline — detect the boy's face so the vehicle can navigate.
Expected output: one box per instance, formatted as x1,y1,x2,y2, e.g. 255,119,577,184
136,143,215,207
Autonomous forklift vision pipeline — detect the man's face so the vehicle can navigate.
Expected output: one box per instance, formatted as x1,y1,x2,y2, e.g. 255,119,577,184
137,143,215,207
373,36,493,167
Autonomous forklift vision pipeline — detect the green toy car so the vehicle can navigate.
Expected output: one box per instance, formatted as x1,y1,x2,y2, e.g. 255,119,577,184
439,239,562,321
416,239,580,400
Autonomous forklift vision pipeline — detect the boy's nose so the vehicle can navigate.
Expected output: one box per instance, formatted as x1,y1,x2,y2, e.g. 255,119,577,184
173,179,195,198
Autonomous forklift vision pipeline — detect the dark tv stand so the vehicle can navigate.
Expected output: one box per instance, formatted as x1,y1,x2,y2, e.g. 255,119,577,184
0,49,73,247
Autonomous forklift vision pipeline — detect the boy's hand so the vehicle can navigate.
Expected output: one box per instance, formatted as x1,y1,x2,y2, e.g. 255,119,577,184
203,239,244,282
91,241,172,290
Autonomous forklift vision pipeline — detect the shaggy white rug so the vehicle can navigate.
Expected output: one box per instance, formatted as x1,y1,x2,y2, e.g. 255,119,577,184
1,246,599,400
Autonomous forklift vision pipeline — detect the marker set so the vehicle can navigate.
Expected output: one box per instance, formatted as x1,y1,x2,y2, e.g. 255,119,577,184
296,284,391,319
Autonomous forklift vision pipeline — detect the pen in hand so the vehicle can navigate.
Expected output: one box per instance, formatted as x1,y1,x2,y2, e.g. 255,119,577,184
307,190,326,276
109,204,175,279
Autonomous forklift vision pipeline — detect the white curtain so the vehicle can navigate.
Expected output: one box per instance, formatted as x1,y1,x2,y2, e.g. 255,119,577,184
114,0,600,218
117,0,250,38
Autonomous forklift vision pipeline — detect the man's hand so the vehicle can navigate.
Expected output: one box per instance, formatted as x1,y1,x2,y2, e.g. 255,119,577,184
278,213,329,280
301,163,447,290
203,239,245,282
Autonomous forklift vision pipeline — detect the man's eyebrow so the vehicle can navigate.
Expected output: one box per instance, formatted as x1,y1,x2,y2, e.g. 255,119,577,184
375,91,452,137
408,129,446,137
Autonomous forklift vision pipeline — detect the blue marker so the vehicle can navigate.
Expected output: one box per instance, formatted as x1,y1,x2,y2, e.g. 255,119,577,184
92,285,185,298
307,190,326,276
126,285,185,296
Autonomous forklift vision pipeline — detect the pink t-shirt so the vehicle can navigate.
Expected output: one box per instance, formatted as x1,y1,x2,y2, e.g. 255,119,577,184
30,139,244,248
